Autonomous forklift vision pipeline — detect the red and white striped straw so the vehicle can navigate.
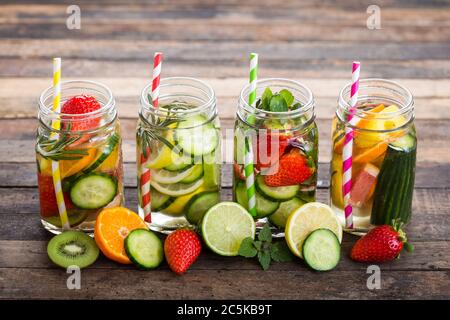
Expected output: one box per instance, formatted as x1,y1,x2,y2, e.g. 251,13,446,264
141,52,163,222
342,61,360,229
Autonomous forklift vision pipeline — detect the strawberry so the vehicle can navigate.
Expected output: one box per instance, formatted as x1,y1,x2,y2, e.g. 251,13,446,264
256,132,290,170
263,149,313,187
37,173,73,217
351,224,414,263
61,95,101,132
164,229,202,275
233,163,245,180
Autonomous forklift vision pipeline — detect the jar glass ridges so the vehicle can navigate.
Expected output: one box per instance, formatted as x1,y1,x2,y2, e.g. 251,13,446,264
233,78,318,237
331,79,416,234
137,77,221,233
36,80,124,234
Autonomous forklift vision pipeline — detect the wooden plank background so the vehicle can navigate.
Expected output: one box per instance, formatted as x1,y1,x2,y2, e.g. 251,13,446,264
0,0,449,299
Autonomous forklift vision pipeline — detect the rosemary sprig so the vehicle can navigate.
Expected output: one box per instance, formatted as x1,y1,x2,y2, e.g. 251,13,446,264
37,123,89,161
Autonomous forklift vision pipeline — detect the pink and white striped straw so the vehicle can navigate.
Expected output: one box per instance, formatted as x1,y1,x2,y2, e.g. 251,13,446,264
342,61,361,229
141,52,163,223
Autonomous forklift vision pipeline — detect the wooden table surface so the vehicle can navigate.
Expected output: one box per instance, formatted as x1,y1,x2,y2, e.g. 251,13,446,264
1,0,450,300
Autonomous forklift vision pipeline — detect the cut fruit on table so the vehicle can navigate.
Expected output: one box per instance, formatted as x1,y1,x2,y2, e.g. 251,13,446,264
303,229,341,271
47,231,99,269
201,202,256,256
285,202,342,258
164,229,202,275
125,229,164,270
349,163,380,208
94,207,148,264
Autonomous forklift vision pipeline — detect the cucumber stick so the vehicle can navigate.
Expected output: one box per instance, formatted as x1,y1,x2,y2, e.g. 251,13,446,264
371,134,416,226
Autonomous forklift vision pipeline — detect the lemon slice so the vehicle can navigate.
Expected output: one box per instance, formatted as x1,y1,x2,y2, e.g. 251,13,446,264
285,202,342,258
201,202,255,256
150,178,204,197
145,144,173,169
162,186,206,216
151,166,197,184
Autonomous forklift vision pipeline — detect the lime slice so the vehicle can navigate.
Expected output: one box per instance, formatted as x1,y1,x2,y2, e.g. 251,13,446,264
150,178,204,197
151,166,197,184
285,202,342,258
201,202,255,256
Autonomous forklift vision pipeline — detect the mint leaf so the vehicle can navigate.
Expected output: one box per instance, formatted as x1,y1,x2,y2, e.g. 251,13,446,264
253,240,262,251
258,224,272,243
271,241,294,262
258,249,271,271
238,237,257,258
291,102,302,110
269,94,288,112
279,89,294,106
261,87,273,111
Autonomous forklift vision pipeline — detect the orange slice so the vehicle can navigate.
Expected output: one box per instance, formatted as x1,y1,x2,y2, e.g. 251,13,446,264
60,148,97,178
353,141,388,163
97,144,120,172
94,207,148,264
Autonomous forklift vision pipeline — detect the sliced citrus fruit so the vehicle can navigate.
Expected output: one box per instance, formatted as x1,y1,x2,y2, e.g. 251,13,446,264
146,144,173,169
353,141,388,163
150,178,204,197
60,148,97,178
94,207,148,264
285,202,342,258
201,202,255,256
151,165,198,184
163,186,205,216
97,143,120,171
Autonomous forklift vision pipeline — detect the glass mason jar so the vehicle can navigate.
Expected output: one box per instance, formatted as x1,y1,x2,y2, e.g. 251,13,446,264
137,77,221,233
234,78,318,236
331,79,416,234
37,80,124,234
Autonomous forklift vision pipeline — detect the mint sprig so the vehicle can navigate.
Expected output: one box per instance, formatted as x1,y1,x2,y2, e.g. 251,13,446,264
238,224,294,270
256,88,302,112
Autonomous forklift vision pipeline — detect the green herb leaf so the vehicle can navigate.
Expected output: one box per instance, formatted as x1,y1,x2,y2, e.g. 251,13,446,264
279,89,294,106
253,240,262,251
238,237,258,258
271,241,295,262
261,87,273,111
258,249,272,271
291,102,302,110
269,94,288,112
258,224,272,243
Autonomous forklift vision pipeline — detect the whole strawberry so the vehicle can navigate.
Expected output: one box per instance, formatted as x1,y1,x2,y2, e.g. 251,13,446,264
61,94,101,132
264,149,313,187
351,225,413,263
164,229,202,275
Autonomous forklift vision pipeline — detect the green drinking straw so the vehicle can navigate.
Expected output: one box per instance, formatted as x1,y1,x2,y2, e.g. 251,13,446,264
244,53,258,217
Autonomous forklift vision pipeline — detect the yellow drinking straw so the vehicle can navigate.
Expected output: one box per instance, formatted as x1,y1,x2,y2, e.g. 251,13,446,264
50,57,70,230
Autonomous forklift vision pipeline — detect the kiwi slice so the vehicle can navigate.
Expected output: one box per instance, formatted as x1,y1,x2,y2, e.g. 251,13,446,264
44,211,88,228
47,231,99,269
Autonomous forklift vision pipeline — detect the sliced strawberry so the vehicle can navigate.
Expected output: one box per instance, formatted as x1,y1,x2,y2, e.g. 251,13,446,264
233,163,246,181
255,132,290,170
264,149,313,187
38,173,73,217
349,163,380,208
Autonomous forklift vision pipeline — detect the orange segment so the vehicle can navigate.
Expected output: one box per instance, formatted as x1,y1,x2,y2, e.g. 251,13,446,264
97,144,119,172
353,141,388,163
60,148,97,178
94,207,148,264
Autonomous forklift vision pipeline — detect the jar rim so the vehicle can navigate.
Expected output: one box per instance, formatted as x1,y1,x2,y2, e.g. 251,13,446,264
338,78,414,119
39,80,114,119
239,78,314,117
140,77,216,116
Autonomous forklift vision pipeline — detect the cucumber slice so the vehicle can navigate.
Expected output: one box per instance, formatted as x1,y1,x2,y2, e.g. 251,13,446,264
235,182,279,218
390,134,415,151
175,115,219,156
70,173,117,210
150,189,174,211
163,153,192,171
269,197,305,229
185,191,220,225
180,165,203,184
82,133,120,174
255,175,300,201
303,229,341,271
124,229,164,270
203,153,220,188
